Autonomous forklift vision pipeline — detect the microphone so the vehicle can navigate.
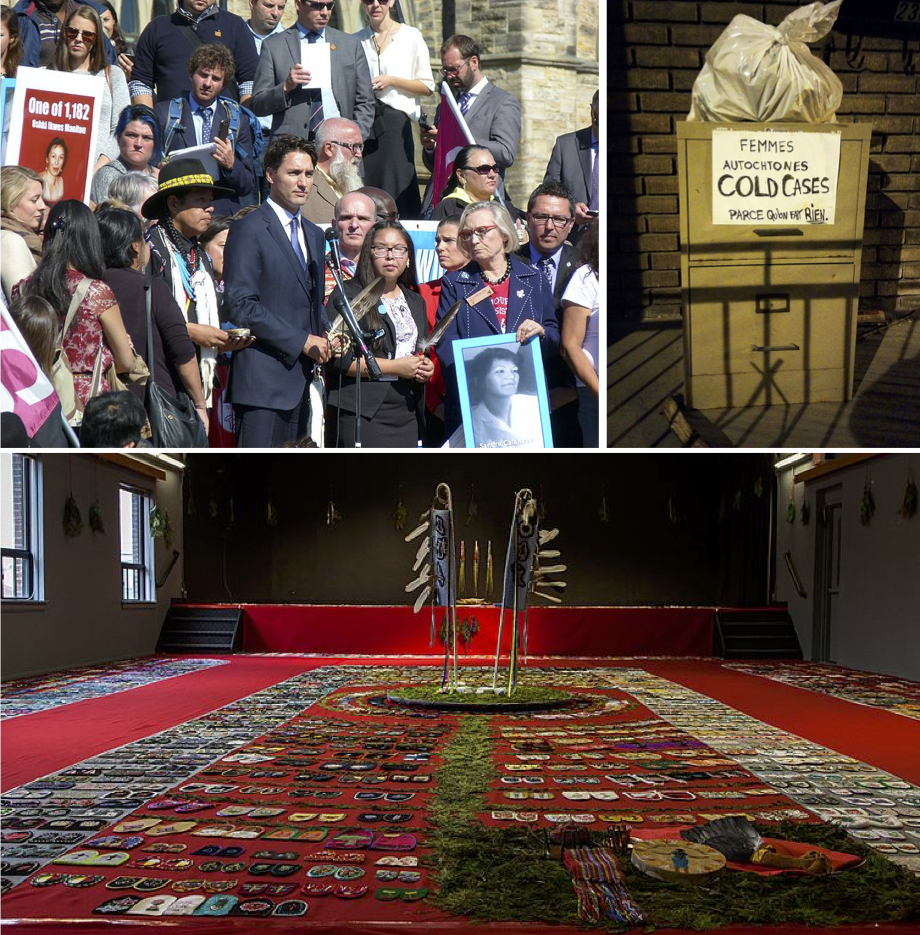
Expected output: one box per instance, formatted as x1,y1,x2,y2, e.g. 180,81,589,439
324,226,342,272
327,263,383,383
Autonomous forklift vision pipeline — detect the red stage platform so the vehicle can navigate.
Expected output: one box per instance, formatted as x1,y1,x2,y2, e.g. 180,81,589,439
176,604,719,656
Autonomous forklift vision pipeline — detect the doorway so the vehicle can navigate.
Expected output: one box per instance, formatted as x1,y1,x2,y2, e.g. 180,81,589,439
812,484,843,662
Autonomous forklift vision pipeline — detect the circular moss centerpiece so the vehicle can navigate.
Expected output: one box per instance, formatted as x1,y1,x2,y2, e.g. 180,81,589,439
386,684,575,713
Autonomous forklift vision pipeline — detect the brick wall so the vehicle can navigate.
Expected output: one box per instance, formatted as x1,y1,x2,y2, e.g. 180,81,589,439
610,1,920,319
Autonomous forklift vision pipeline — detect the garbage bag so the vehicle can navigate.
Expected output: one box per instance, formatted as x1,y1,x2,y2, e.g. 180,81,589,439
688,1,843,123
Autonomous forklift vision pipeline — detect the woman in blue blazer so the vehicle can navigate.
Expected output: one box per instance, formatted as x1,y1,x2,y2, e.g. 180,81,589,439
434,201,560,438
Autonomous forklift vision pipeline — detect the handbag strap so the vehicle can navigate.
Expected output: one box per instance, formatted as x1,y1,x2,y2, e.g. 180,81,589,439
145,268,158,384
60,277,93,344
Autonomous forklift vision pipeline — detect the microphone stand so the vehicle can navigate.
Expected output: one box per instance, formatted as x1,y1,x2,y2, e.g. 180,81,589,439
325,254,380,448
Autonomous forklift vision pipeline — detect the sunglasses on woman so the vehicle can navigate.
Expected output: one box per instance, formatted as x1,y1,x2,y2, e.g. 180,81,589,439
64,27,96,43
463,163,500,176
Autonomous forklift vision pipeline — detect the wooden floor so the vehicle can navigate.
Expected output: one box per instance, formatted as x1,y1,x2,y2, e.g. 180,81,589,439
607,311,920,448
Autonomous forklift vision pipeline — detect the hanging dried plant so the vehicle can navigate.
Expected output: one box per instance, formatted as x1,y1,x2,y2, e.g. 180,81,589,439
150,506,167,539
465,484,478,526
88,499,105,534
786,499,796,523
898,472,917,520
668,494,681,525
266,501,278,527
438,613,479,653
326,485,342,527
859,472,875,526
394,484,407,531
63,495,83,538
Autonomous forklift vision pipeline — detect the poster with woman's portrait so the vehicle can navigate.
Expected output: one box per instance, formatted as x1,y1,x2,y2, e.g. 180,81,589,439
1,78,15,165
454,333,554,450
3,66,103,205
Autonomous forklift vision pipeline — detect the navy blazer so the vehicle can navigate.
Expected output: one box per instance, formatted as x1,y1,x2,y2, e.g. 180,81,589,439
224,202,328,411
154,96,254,214
434,255,560,428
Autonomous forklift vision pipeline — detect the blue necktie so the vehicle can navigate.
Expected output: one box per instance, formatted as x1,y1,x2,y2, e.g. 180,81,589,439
459,92,472,116
539,255,554,289
198,106,212,145
290,218,306,269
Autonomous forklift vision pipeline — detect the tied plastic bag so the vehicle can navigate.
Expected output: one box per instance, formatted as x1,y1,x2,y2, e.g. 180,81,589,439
688,0,843,124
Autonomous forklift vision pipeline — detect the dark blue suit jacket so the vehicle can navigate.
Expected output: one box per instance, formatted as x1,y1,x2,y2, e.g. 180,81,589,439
154,96,253,215
434,255,560,429
224,201,328,411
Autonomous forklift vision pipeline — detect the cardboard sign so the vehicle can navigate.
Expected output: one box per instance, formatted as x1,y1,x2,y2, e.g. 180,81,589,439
4,67,104,206
711,129,841,225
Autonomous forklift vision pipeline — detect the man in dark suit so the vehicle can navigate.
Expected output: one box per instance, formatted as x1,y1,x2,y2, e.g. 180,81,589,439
155,45,255,216
249,0,374,143
544,90,599,228
420,34,521,206
224,134,333,447
516,181,581,446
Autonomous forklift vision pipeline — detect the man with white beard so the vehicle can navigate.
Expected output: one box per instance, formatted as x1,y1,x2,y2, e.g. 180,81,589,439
302,117,364,225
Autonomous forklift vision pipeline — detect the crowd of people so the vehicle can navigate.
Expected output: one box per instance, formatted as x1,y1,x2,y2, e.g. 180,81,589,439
1,0,600,448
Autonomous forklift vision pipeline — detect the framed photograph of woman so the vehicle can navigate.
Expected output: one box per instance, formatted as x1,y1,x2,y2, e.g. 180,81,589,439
454,332,554,450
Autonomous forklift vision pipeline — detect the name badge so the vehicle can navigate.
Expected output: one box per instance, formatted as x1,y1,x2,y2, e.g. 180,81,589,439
466,286,493,306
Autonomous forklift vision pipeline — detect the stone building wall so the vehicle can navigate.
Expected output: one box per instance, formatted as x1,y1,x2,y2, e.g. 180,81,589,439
223,0,599,202
610,1,920,320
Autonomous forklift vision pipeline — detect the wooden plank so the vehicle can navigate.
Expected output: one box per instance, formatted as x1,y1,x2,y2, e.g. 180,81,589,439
96,454,167,481
795,454,881,485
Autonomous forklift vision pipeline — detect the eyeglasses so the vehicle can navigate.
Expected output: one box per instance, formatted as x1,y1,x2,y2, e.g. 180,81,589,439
458,225,498,244
529,212,573,227
303,0,335,9
463,163,500,177
370,244,408,258
440,58,470,76
332,140,364,154
64,27,96,43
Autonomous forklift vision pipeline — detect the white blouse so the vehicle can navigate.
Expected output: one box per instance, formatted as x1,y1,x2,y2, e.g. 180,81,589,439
561,264,600,384
355,23,435,122
382,293,418,359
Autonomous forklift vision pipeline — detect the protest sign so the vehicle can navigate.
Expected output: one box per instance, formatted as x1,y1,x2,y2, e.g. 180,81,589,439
3,67,104,205
711,128,841,226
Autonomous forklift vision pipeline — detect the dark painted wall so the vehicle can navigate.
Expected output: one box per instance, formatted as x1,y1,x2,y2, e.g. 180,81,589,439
182,454,774,607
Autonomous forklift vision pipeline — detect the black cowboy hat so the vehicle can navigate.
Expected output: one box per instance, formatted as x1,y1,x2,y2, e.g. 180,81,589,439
141,158,235,220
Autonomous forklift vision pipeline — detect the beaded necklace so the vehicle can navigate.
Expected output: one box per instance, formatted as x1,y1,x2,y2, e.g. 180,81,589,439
480,258,512,286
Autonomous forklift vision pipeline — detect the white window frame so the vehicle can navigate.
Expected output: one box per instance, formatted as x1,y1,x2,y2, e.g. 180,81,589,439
1,453,44,603
120,485,155,603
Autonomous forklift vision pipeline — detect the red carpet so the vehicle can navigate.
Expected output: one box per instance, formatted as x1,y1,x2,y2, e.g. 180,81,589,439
0,656,319,792
641,659,920,786
5,655,920,790
2,656,919,934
